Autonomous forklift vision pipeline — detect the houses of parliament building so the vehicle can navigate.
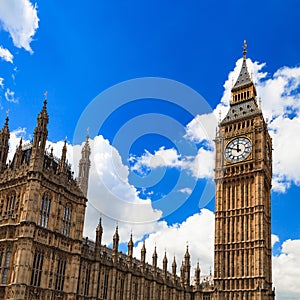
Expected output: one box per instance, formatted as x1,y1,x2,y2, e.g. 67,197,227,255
0,43,275,299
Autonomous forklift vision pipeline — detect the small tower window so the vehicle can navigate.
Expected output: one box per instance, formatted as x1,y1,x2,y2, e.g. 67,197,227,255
38,193,51,228
1,249,11,284
55,256,66,291
6,193,16,216
62,206,72,236
103,271,109,299
30,250,44,287
84,264,91,296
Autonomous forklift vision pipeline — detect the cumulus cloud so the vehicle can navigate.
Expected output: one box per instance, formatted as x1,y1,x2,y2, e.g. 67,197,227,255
130,145,214,180
0,45,13,63
185,113,217,145
6,126,300,297
273,239,300,299
178,187,192,195
0,78,4,88
4,88,18,103
8,129,163,244
130,147,182,175
0,0,39,53
133,209,215,275
183,58,300,193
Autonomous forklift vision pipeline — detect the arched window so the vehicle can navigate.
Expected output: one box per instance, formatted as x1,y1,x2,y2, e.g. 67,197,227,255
38,193,51,228
62,205,72,236
55,256,66,291
6,192,16,216
103,271,109,299
1,249,11,284
30,250,44,287
84,263,91,296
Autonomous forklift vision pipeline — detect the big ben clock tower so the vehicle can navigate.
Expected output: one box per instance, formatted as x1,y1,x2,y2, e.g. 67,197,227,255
214,41,275,300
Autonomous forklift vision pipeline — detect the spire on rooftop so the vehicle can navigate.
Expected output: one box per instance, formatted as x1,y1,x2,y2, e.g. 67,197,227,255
232,40,253,92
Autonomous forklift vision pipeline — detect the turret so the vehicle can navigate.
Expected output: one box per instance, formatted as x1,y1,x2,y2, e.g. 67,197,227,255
78,134,91,197
172,256,177,282
163,251,168,277
112,225,119,263
184,245,191,287
95,217,103,253
194,262,201,286
0,116,10,171
127,233,133,267
14,138,23,169
152,246,157,275
141,241,146,272
30,97,49,170
141,241,146,264
180,261,184,286
58,140,67,173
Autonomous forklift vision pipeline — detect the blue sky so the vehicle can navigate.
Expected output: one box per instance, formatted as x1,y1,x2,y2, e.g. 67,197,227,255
1,1,300,299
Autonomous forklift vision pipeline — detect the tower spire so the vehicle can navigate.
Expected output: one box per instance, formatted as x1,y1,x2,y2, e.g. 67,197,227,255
243,39,247,58
0,116,10,171
230,41,257,106
78,134,91,197
95,216,103,253
30,96,49,169
58,140,67,173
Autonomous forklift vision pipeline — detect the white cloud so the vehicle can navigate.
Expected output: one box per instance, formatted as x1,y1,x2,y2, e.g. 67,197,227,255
188,147,214,179
0,78,4,88
4,88,18,103
130,146,182,175
185,113,217,145
184,58,300,193
7,129,300,298
48,135,163,244
0,45,13,63
273,239,300,299
0,0,39,53
272,234,280,248
178,187,192,195
133,209,215,275
130,145,214,180
7,129,163,244
7,127,28,161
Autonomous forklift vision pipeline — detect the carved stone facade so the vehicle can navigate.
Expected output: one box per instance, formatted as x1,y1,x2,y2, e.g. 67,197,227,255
0,43,274,300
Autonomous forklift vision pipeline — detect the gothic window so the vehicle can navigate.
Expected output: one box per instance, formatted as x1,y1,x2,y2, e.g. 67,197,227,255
62,206,72,236
157,285,161,300
84,264,91,296
133,281,138,300
55,257,66,291
38,193,51,228
145,283,150,300
6,193,16,216
1,249,11,284
30,250,44,287
204,295,211,300
119,277,125,300
103,271,109,299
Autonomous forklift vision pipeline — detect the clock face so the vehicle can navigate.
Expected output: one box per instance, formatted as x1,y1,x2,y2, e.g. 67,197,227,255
225,137,252,163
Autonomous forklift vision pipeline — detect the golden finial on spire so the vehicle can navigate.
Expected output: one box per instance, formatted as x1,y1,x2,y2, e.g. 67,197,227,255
243,40,247,58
